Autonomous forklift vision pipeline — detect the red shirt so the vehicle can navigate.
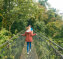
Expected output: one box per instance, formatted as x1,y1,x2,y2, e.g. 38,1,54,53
22,31,36,42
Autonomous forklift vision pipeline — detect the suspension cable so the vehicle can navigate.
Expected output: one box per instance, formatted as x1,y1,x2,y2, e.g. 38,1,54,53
34,31,63,58
34,30,63,50
0,30,24,48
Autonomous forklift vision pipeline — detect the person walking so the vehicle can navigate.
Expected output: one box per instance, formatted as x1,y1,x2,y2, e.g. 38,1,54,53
21,26,36,54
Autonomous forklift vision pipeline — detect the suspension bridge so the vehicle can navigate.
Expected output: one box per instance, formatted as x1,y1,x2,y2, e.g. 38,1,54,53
0,30,63,59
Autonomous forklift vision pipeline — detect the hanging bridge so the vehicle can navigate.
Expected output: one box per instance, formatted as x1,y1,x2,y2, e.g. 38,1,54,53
0,30,63,59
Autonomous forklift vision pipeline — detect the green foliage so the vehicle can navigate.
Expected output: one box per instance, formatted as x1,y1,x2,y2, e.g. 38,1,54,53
34,21,46,33
39,0,48,7
0,28,11,45
60,25,63,37
0,0,63,58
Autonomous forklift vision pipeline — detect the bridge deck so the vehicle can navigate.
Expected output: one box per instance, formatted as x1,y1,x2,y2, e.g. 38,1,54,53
20,42,38,59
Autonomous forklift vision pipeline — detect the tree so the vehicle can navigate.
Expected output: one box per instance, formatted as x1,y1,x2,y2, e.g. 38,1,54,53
38,0,48,7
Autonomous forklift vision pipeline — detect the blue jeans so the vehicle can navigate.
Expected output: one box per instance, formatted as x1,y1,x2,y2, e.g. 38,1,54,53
27,42,31,53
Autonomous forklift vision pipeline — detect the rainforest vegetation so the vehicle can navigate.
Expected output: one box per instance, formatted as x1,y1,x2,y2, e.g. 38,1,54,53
0,0,63,59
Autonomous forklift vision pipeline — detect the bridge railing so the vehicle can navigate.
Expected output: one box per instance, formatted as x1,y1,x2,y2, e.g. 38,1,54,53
34,31,63,59
0,30,25,59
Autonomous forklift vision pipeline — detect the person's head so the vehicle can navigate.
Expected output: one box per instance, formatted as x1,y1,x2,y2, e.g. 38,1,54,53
29,25,31,27
26,26,30,30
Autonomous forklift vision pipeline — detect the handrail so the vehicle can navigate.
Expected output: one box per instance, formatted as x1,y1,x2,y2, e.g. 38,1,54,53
50,45,63,58
0,30,24,48
34,30,63,50
0,30,25,59
34,32,63,58
41,35,63,50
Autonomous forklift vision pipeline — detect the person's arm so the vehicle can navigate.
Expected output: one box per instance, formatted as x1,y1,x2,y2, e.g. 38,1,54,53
31,30,33,34
31,32,36,36
21,32,26,36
